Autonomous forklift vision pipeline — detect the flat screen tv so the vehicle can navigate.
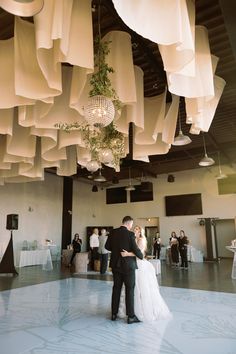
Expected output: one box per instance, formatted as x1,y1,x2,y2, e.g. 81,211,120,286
130,183,153,203
165,193,203,216
106,187,127,204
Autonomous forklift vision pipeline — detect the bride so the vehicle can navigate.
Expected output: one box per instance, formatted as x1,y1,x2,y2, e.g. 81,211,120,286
119,226,171,322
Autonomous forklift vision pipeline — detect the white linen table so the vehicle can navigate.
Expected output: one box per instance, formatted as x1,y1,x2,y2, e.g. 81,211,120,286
19,249,53,270
148,259,161,275
188,246,204,262
226,246,236,279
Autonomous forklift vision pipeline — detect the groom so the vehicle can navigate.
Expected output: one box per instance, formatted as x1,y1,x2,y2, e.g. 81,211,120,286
105,215,143,324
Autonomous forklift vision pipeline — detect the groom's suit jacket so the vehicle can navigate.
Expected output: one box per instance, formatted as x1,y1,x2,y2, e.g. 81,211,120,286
105,226,143,273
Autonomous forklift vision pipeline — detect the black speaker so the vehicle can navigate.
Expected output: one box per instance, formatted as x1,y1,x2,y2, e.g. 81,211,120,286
6,214,19,230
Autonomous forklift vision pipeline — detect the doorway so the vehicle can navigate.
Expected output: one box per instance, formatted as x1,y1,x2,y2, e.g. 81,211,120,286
215,219,235,258
145,226,158,255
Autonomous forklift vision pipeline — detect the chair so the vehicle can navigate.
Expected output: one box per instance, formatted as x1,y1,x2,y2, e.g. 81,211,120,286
74,252,89,273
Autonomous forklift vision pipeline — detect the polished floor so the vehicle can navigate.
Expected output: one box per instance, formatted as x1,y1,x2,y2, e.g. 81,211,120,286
0,260,235,354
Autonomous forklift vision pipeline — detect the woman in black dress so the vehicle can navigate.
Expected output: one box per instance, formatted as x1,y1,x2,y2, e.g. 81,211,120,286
69,233,82,266
169,231,179,267
178,230,189,270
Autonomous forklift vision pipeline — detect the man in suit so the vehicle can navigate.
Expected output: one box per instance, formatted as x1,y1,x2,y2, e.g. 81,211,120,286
105,215,143,324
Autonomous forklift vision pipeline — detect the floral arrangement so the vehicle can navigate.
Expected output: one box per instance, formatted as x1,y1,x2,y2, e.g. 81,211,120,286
56,36,125,172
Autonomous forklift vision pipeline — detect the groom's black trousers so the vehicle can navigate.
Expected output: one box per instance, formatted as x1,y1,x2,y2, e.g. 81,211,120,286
112,270,135,317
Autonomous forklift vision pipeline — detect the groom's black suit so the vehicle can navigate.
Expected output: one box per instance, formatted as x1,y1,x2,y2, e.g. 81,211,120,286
105,226,143,318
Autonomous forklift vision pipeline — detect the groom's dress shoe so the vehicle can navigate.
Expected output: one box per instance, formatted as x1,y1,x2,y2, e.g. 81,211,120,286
127,315,140,324
111,314,117,321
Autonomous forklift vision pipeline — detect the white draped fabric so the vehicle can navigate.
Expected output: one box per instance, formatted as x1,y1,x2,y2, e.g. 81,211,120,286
113,0,195,74
0,1,225,184
115,65,144,135
103,31,137,105
112,0,194,46
0,38,35,108
167,26,215,98
14,17,61,100
158,0,195,74
188,75,226,134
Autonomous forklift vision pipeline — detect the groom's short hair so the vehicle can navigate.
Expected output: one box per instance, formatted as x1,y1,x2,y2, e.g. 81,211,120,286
122,216,133,224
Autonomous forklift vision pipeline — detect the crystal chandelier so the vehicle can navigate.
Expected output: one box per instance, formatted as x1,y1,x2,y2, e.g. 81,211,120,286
84,95,115,127
83,1,118,128
55,1,124,173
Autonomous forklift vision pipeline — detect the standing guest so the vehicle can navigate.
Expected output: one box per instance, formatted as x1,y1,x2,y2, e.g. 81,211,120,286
153,233,162,259
105,216,143,324
169,231,179,267
69,233,82,266
98,228,109,274
178,230,189,270
90,228,99,271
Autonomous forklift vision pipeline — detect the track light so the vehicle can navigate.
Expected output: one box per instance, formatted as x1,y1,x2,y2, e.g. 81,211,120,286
92,185,98,192
112,176,119,184
199,219,205,226
167,174,175,183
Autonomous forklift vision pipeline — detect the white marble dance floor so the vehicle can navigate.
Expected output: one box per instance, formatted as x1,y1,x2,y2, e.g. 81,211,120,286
0,278,236,354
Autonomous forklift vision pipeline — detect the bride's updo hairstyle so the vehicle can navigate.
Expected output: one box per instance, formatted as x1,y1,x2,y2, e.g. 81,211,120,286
134,225,147,253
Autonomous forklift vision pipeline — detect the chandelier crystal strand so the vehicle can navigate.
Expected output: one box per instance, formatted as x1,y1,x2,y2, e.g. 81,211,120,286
83,0,116,127
84,95,115,127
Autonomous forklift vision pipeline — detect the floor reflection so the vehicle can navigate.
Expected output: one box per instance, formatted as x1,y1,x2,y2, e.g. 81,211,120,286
0,278,235,354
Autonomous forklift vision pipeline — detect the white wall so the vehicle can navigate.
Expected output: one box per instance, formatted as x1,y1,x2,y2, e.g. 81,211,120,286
1,166,236,262
72,167,236,256
0,173,63,264
215,219,235,257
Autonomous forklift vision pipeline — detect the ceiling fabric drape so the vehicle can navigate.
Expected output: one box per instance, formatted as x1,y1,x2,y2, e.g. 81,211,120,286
0,0,225,183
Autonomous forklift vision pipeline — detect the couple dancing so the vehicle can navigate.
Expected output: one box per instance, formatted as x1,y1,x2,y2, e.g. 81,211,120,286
105,215,171,324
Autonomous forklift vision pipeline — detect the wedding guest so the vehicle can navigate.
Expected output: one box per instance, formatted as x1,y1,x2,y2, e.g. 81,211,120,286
169,231,179,267
153,233,161,259
98,228,109,274
89,228,99,271
69,233,82,266
178,230,189,270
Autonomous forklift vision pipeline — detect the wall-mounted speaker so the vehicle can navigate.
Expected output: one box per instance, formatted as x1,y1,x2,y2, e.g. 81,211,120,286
6,214,19,230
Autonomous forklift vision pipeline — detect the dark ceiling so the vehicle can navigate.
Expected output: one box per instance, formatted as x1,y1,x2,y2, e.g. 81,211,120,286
0,0,236,185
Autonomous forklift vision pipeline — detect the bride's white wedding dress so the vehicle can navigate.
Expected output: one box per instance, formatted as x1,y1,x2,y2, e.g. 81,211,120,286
118,237,171,322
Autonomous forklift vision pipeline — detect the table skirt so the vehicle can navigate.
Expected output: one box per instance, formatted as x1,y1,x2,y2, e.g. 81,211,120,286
19,249,53,270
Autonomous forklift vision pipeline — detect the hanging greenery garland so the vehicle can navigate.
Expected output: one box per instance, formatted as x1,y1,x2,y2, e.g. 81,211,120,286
56,37,125,171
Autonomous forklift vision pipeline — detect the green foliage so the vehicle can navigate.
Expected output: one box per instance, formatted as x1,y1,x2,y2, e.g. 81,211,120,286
55,122,126,171
54,37,124,171
89,37,122,110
